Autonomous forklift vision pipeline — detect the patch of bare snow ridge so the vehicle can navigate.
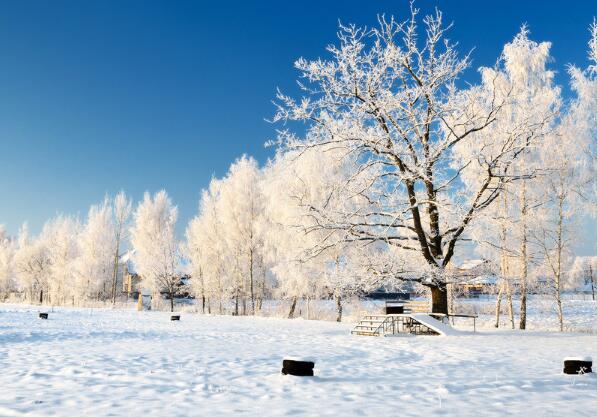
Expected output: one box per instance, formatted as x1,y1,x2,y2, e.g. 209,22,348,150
0,303,595,416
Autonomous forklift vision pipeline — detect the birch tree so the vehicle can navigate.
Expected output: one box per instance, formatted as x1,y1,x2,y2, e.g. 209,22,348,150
505,29,561,330
13,224,52,304
531,139,592,331
184,221,207,313
43,215,81,304
186,180,232,314
76,198,116,302
187,158,271,316
217,156,266,315
475,192,516,329
464,26,561,328
111,191,132,304
530,22,597,330
130,190,181,312
261,146,376,319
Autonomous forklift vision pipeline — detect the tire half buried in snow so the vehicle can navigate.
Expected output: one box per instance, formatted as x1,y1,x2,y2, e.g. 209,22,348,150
563,357,592,374
282,359,315,376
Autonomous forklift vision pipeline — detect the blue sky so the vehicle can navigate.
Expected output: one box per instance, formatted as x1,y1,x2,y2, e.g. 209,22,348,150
0,0,595,252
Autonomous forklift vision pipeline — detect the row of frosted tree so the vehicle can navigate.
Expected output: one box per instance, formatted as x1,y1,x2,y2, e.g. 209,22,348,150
0,193,131,306
1,5,595,329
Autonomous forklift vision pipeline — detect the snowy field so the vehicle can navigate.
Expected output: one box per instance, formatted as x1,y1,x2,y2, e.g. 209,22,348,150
1,303,596,416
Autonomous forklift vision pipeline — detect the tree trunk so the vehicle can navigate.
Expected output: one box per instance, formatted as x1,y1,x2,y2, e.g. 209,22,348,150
447,283,455,315
335,294,342,322
506,280,515,329
590,264,595,301
111,237,121,305
306,296,311,320
519,182,528,330
496,192,507,328
258,270,266,311
249,249,255,315
555,194,565,332
555,286,563,332
39,289,43,304
495,282,503,328
288,296,298,319
198,268,206,313
216,271,223,314
519,262,528,330
430,285,448,314
170,293,174,312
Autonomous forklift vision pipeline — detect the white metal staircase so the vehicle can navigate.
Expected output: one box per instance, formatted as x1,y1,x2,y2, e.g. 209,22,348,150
350,314,395,336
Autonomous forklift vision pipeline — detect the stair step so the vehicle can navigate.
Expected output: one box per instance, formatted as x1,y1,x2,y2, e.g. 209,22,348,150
352,313,402,336
350,331,379,336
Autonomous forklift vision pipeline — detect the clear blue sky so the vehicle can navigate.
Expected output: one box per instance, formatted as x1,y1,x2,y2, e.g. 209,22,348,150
0,0,595,251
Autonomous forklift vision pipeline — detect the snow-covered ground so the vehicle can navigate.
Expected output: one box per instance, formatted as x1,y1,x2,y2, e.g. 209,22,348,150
457,296,597,332
1,303,596,416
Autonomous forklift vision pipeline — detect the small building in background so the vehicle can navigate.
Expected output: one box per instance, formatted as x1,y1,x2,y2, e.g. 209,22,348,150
117,250,192,301
450,259,498,297
461,274,499,296
118,250,142,299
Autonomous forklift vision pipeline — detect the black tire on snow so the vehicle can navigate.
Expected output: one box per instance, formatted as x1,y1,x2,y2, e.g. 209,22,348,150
282,359,315,376
171,315,181,321
563,359,592,374
39,313,48,319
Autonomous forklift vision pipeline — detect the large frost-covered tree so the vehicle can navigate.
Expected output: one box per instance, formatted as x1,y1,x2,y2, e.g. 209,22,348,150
186,180,229,314
273,5,551,313
186,157,268,316
218,156,266,315
529,22,597,330
130,190,181,312
462,26,561,328
76,198,116,302
184,216,208,313
262,146,392,320
40,215,81,305
262,148,349,318
13,224,51,304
